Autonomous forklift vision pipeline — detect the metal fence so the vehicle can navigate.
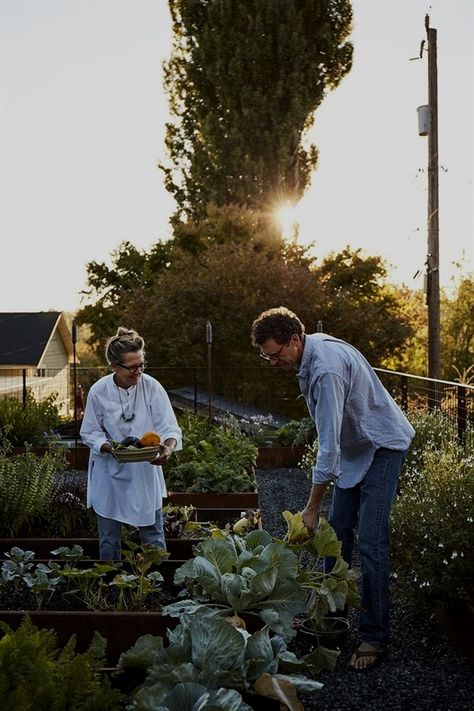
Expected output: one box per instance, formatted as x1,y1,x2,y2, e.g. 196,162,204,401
0,364,473,446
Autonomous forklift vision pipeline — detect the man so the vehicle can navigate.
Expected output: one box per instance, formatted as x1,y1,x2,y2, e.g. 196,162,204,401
251,306,414,670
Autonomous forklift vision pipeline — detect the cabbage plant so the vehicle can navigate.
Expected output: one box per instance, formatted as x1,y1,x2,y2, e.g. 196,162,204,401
115,613,325,711
167,529,306,641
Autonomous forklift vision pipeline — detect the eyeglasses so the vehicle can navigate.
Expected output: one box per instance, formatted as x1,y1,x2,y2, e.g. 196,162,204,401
116,361,148,374
259,343,287,362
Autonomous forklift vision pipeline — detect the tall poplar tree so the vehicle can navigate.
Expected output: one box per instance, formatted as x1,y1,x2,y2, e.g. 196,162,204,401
162,0,353,220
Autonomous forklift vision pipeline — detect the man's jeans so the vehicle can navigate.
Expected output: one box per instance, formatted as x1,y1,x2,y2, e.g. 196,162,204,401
326,448,407,649
96,509,166,560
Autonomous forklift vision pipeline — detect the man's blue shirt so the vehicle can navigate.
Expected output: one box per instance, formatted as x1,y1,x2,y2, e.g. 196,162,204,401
296,334,415,488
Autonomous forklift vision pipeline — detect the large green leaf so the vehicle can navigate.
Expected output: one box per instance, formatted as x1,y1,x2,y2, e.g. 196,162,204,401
244,529,273,549
188,616,247,678
116,633,164,672
220,573,244,609
257,542,299,579
282,511,309,544
297,644,340,673
143,682,253,711
255,577,306,640
244,626,281,681
305,518,342,559
196,539,238,575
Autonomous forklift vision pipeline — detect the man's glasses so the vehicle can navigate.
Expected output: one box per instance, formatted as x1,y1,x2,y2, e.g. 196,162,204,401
116,361,148,374
259,343,287,362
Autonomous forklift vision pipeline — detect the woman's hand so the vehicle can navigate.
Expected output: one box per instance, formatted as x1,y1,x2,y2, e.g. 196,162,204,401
150,438,177,466
150,445,173,466
100,441,113,454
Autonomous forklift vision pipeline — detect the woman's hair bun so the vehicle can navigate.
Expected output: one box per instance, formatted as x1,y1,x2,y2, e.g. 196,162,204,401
116,327,137,338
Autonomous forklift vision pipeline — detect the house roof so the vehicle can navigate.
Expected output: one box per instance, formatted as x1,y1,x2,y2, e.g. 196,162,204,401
0,312,74,366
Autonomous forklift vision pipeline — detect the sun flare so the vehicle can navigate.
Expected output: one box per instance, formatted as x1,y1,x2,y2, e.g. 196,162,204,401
275,202,299,238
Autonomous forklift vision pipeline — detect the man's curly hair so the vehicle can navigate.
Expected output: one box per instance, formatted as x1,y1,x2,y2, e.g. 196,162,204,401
251,306,305,347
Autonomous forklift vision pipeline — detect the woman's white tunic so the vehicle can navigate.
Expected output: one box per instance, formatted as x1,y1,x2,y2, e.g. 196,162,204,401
80,373,182,526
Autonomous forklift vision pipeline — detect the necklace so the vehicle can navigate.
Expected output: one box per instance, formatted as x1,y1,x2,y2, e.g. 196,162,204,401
115,382,138,422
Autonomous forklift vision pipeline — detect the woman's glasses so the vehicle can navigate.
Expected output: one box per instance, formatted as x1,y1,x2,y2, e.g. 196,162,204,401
116,361,148,374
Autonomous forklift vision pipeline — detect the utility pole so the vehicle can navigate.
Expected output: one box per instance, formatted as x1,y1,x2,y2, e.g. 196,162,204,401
425,14,441,389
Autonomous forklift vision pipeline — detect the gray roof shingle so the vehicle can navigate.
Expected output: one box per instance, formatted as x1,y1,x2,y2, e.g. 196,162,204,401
0,312,61,366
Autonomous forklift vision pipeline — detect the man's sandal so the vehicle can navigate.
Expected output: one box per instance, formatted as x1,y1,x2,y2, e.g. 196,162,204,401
348,646,387,670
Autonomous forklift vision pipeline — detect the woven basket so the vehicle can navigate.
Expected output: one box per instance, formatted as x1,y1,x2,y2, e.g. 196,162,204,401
111,446,162,463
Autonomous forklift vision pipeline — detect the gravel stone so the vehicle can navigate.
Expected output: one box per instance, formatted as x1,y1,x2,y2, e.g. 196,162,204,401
256,467,474,711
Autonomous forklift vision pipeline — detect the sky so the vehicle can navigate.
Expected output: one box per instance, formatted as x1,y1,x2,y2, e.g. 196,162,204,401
0,0,472,313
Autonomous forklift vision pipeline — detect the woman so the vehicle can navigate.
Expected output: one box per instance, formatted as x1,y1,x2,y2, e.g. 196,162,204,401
80,327,182,560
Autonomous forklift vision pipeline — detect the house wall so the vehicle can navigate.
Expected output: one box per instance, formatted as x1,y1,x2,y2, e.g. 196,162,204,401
41,330,69,369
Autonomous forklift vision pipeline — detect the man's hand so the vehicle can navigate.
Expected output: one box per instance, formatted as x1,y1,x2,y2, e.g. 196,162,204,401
302,506,319,534
301,482,328,533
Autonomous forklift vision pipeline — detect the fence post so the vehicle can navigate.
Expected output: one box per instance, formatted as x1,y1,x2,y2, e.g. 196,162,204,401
193,368,197,415
400,375,408,411
22,369,27,406
428,379,441,412
457,385,466,446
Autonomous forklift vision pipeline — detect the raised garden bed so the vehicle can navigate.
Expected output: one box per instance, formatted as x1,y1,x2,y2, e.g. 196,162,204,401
0,507,261,560
436,602,474,669
164,491,259,507
256,446,305,468
0,610,178,666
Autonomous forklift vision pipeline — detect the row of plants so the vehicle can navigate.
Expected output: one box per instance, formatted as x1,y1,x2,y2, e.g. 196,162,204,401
0,409,261,538
166,412,258,494
1,514,360,709
1,543,169,613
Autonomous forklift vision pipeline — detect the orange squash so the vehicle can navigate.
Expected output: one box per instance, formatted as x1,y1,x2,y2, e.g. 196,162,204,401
140,431,161,447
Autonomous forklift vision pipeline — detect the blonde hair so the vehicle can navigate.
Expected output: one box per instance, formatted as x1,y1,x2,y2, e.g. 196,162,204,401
105,327,145,365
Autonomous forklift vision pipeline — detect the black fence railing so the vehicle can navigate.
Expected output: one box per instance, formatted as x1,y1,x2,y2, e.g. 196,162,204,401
1,365,473,447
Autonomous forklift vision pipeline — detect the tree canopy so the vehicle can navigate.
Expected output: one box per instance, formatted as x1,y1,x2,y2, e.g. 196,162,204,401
116,240,412,370
441,274,474,382
75,241,173,351
162,0,353,220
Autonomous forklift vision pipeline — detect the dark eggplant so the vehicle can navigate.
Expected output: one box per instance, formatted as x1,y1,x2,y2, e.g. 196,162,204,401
120,436,143,448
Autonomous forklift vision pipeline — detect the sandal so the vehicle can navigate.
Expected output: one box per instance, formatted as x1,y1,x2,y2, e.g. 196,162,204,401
349,645,387,670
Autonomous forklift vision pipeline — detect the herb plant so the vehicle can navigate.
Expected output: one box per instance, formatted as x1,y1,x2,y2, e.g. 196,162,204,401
0,441,65,536
0,616,123,710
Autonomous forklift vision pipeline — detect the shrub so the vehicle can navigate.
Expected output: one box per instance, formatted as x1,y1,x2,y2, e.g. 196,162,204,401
403,409,461,476
391,441,474,607
0,443,65,536
166,412,257,493
273,417,316,448
0,391,62,447
31,471,97,537
0,616,123,710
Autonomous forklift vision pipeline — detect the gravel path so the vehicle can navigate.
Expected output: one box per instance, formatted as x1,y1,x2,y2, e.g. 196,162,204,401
256,468,474,711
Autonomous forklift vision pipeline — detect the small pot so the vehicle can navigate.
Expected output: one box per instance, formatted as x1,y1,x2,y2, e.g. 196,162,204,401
298,616,350,649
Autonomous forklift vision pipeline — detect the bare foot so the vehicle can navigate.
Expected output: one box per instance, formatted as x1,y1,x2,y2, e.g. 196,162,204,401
349,641,387,670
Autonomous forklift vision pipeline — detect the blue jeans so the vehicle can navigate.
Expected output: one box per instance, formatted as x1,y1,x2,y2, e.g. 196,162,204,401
96,509,166,560
326,448,407,649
